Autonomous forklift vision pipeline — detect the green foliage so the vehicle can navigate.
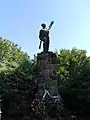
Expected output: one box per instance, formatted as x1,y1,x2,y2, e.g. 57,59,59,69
0,39,29,63
0,39,37,119
57,48,90,114
0,39,36,94
32,102,47,120
2,38,90,117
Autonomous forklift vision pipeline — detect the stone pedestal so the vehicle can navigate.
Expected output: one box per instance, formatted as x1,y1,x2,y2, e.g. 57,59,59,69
37,52,58,98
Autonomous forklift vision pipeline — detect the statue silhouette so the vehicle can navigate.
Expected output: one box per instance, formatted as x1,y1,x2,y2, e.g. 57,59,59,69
39,21,54,52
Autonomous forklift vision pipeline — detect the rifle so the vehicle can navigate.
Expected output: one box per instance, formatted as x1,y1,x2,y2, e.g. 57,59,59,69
39,40,42,49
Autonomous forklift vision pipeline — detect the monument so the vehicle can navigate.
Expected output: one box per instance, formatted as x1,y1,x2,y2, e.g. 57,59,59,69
37,21,58,98
32,21,71,120
33,21,64,120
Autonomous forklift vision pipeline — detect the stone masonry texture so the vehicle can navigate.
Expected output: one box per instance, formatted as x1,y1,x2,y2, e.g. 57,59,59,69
37,52,58,98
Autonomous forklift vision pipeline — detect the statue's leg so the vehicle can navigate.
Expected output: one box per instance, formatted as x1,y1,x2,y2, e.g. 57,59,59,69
43,38,49,52
47,38,49,51
43,42,45,52
45,40,47,52
44,40,47,52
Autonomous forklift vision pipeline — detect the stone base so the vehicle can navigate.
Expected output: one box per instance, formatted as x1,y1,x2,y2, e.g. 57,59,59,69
37,51,58,98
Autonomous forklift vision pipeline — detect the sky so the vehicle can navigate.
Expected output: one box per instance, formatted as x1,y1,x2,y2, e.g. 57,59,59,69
0,0,90,58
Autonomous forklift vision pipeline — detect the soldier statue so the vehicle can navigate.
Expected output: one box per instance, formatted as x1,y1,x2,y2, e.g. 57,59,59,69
39,21,54,52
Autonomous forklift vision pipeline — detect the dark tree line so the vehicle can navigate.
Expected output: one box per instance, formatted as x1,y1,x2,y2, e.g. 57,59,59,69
1,39,90,119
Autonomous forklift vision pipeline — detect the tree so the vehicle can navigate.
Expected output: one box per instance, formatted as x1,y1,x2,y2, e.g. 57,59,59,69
57,48,90,115
0,39,37,119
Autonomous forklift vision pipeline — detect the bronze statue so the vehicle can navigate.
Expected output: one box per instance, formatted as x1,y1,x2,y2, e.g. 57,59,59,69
39,21,54,52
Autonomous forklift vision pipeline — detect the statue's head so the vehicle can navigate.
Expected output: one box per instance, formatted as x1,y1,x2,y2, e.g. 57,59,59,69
41,23,46,28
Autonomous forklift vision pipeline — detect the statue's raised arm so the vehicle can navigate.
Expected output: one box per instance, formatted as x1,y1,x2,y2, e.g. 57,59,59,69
47,21,54,30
